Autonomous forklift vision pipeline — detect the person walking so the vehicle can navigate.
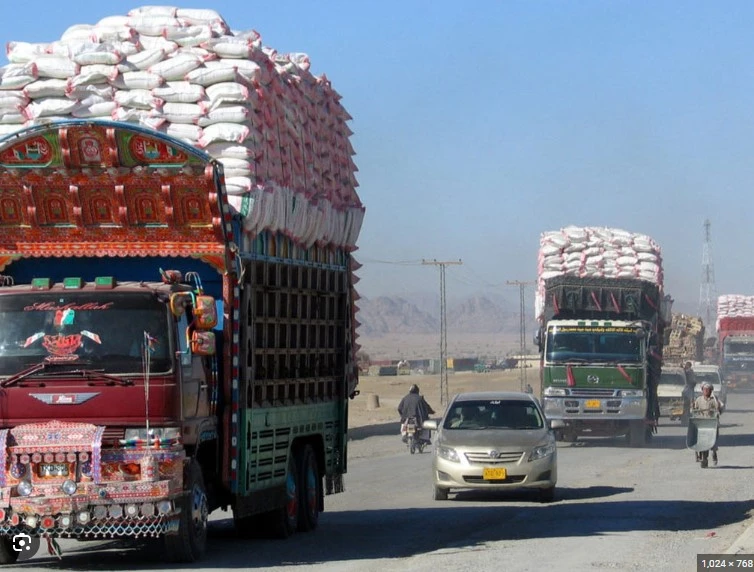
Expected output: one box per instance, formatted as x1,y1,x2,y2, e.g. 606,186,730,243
692,381,724,466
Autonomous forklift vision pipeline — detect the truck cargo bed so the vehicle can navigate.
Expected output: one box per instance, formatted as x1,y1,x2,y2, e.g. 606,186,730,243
542,275,663,322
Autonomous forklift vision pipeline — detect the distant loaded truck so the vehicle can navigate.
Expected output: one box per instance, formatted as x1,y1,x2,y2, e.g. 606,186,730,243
717,313,754,390
534,227,671,446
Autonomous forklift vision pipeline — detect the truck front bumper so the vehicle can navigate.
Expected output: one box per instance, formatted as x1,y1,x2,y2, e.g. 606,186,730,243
542,396,647,421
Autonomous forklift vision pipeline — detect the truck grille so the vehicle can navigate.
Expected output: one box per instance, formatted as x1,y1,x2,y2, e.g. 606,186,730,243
570,389,617,398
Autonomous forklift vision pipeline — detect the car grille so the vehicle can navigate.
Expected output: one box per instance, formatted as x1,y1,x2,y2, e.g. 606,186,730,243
464,475,526,484
465,451,523,464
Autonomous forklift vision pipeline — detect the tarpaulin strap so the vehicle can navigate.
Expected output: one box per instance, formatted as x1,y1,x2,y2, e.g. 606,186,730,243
617,365,633,384
552,294,559,315
610,293,620,313
644,293,658,310
590,291,602,311
566,365,575,387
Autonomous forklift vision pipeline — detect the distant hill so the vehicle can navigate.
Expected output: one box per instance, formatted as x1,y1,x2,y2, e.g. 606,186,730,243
357,293,521,336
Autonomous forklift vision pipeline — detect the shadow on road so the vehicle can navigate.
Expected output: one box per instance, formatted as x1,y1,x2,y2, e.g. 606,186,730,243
17,496,754,570
348,421,402,440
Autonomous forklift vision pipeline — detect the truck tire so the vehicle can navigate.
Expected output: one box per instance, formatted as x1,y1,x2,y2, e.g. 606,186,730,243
164,461,208,563
0,537,19,564
266,453,299,538
628,420,647,447
296,445,321,532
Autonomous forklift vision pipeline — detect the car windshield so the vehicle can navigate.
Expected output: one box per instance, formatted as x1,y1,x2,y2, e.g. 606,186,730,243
443,399,543,430
0,291,172,375
545,327,643,363
659,373,685,385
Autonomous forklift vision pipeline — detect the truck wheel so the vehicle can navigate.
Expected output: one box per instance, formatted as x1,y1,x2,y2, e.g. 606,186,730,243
165,461,208,563
628,420,646,447
0,537,19,564
266,453,299,538
297,445,321,532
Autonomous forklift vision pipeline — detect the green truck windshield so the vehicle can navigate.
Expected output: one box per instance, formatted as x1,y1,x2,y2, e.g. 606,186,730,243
0,292,171,375
545,327,643,363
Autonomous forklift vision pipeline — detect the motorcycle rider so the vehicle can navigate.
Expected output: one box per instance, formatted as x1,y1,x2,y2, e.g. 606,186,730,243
397,384,435,444
692,381,724,466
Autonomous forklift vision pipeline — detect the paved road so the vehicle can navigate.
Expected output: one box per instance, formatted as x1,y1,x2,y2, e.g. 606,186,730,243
8,391,754,571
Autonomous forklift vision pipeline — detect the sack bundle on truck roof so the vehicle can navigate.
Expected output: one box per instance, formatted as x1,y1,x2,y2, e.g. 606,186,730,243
0,5,365,253
535,226,664,320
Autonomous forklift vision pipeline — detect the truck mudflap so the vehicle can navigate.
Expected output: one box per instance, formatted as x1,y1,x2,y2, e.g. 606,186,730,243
0,421,186,539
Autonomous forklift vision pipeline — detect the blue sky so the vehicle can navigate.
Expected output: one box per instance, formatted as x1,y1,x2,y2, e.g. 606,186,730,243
1,1,751,315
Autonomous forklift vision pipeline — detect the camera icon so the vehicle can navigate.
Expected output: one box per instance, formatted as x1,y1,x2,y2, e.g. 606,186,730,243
10,533,39,561
11,533,31,552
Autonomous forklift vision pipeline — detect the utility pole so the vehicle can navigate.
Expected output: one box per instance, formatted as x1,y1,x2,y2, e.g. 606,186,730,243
698,219,717,334
507,280,535,392
422,259,462,405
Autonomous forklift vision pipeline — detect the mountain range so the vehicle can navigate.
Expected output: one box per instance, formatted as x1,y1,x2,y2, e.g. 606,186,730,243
355,293,523,336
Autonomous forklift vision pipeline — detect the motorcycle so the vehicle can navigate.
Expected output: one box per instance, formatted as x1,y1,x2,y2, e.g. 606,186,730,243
402,417,431,454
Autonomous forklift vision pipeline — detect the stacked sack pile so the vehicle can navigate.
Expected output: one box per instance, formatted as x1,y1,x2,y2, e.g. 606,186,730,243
716,295,754,331
535,226,663,319
663,313,705,363
0,6,364,251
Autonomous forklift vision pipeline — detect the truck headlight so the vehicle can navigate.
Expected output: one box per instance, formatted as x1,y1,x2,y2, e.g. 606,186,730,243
437,446,460,463
619,390,643,397
544,387,567,396
529,441,556,461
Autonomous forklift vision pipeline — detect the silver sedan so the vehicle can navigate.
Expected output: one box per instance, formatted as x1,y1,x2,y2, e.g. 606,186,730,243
424,391,563,502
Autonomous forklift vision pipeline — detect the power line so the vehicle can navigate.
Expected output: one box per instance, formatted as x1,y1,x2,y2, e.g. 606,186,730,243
506,280,535,392
423,259,463,406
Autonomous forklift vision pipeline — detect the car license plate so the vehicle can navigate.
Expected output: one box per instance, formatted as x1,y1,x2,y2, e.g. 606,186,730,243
483,467,507,480
38,463,69,478
585,399,601,409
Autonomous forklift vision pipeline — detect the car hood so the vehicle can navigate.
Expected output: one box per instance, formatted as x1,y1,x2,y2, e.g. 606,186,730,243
438,428,550,449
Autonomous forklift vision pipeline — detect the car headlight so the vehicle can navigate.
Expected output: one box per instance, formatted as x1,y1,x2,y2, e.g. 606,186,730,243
123,427,181,442
619,390,643,397
529,441,556,461
544,387,567,396
437,446,460,463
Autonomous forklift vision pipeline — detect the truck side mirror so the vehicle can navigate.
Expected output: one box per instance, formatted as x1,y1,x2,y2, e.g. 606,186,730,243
533,328,542,350
190,330,216,356
169,292,192,317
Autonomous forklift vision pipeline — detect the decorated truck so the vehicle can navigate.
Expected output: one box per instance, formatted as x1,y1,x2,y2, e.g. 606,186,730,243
716,296,754,390
0,6,364,564
534,227,672,446
0,120,362,563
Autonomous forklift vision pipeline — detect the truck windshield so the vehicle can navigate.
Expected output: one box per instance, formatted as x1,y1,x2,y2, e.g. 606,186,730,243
545,328,643,363
0,291,171,376
724,340,754,355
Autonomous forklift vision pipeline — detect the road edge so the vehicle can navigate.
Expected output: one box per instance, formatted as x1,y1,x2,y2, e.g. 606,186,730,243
726,519,754,554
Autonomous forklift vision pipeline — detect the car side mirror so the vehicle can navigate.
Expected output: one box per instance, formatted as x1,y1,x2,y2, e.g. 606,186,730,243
423,420,438,430
548,419,565,430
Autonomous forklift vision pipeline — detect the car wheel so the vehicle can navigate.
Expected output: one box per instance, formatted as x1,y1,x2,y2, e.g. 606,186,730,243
433,485,449,501
539,486,555,503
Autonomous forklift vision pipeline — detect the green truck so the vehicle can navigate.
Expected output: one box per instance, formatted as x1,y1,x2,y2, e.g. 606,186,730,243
535,275,672,446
